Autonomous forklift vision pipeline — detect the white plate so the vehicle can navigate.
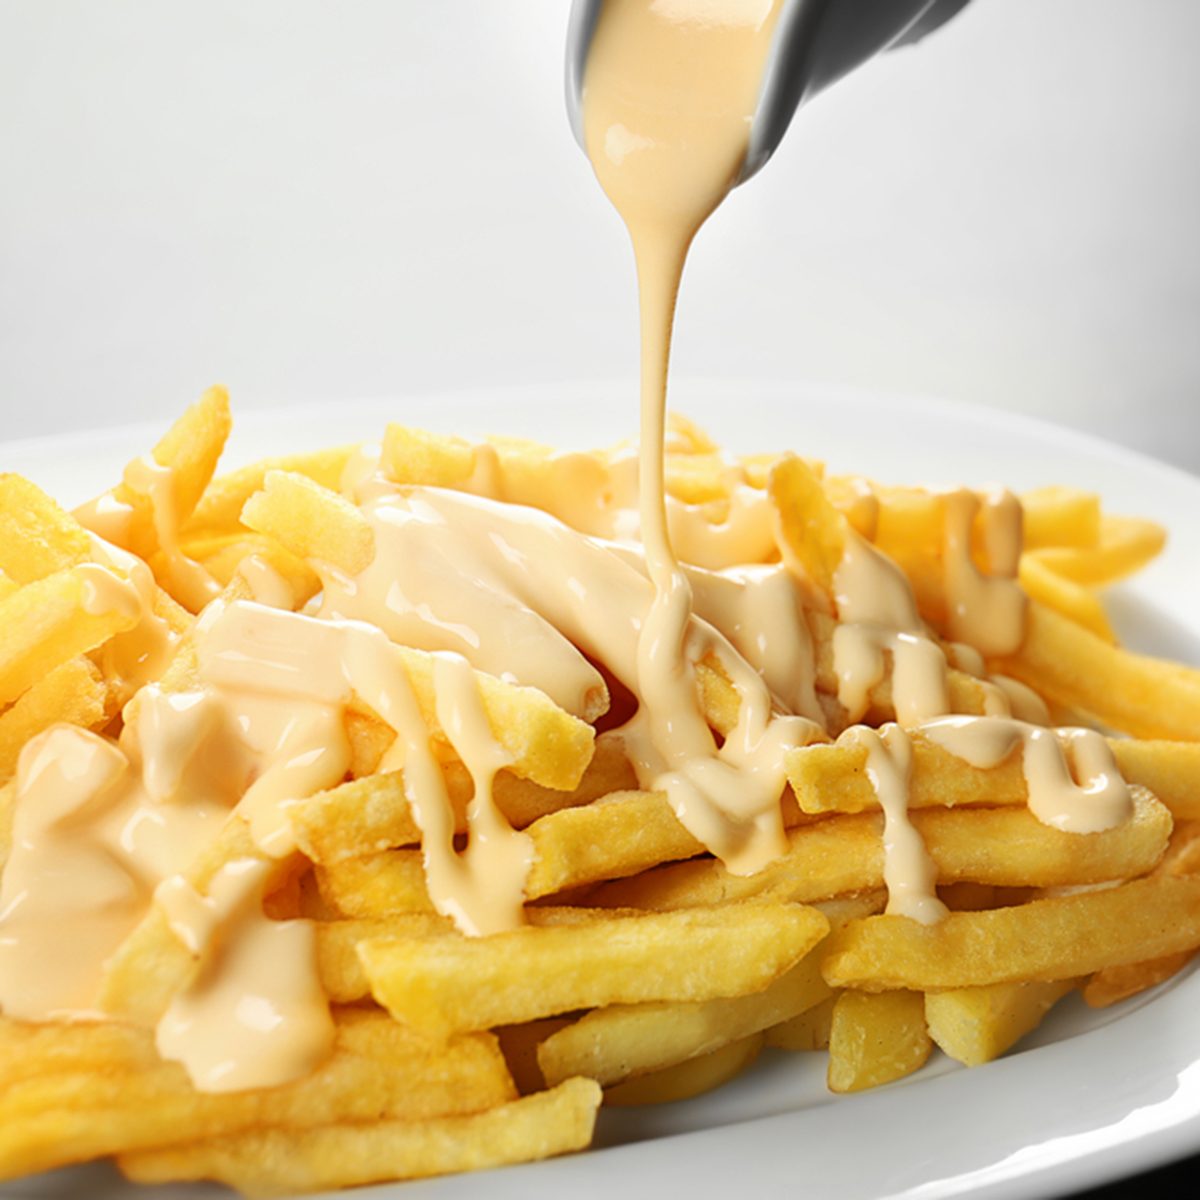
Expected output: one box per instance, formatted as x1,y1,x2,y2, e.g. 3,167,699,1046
4,381,1200,1200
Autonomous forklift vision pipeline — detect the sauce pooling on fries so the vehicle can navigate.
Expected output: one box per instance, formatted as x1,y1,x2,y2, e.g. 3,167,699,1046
0,0,1145,1106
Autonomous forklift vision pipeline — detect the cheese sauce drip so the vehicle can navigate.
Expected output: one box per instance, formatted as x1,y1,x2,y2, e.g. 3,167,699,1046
920,715,1133,833
843,725,948,925
76,459,220,614
942,488,1027,656
583,0,813,873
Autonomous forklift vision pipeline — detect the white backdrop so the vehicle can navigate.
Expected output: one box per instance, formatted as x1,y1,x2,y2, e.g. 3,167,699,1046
1,0,1198,471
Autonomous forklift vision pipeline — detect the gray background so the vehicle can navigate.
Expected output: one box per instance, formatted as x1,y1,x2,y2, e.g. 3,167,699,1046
1,0,1198,472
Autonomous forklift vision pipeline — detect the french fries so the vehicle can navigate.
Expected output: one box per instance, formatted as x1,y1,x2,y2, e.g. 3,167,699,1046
1,391,1196,1196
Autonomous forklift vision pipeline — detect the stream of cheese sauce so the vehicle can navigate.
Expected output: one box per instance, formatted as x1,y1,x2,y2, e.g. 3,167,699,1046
0,0,1138,1094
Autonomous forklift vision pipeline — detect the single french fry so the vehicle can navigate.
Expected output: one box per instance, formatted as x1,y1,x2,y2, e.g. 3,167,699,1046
538,941,831,1088
1081,951,1197,1008
998,602,1200,741
0,475,92,582
0,566,139,706
1018,554,1116,642
187,445,358,534
664,452,741,505
381,425,476,487
74,386,232,563
241,470,376,576
316,852,433,918
925,979,1077,1067
527,789,704,897
823,875,1200,992
315,909,651,1004
0,657,108,783
769,454,846,601
392,645,596,793
827,990,930,1093
1109,741,1200,820
1081,818,1200,1006
1019,486,1101,551
145,384,234,523
788,729,1197,819
604,1033,764,1106
589,790,1169,910
765,992,838,1051
1030,515,1166,586
118,1077,601,1197
0,1011,513,1180
361,902,829,1038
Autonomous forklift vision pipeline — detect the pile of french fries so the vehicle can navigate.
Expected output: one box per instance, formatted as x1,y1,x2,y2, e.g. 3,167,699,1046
3,385,1200,1196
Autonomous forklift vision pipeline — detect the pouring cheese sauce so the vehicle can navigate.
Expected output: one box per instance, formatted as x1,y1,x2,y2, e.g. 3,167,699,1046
0,0,1135,1093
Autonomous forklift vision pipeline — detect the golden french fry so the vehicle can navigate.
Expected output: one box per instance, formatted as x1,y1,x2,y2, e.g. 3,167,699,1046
604,1033,765,1106
768,455,846,601
527,789,704,897
827,990,930,1093
1082,951,1197,1008
765,992,837,1051
589,790,1169,909
0,1011,513,1180
392,646,596,793
1018,554,1115,642
316,853,433,917
0,657,108,783
0,566,139,706
823,875,1200,992
361,902,829,1038
74,386,232,564
1019,486,1101,551
1030,515,1166,586
788,729,1196,819
187,445,358,534
119,1077,601,1196
538,944,831,1088
144,384,234,524
0,475,92,583
241,470,376,576
999,602,1200,741
1109,741,1200,820
381,425,476,486
925,979,1076,1066
1081,818,1200,1006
